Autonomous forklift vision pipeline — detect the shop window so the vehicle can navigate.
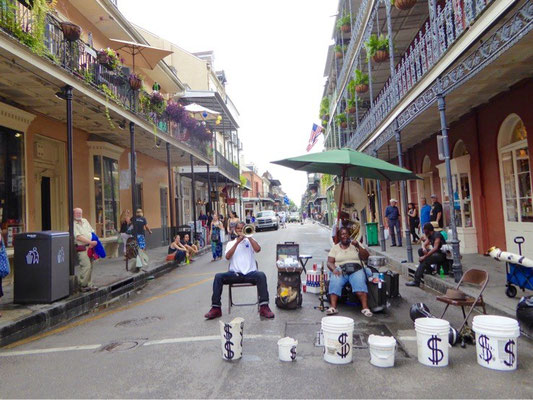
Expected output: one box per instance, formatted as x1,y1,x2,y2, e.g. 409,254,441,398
93,155,119,238
440,172,473,228
0,127,25,247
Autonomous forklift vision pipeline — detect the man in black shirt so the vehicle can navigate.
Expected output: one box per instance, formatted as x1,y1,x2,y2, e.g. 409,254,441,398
405,223,447,287
430,194,443,228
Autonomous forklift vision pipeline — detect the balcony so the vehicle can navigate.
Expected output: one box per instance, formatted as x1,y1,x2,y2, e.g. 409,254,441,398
215,150,239,183
0,1,210,160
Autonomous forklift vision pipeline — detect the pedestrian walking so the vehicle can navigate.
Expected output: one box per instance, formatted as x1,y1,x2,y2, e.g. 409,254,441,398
430,194,444,228
133,208,152,250
119,209,133,255
385,199,402,247
73,208,98,292
210,214,223,261
408,202,420,243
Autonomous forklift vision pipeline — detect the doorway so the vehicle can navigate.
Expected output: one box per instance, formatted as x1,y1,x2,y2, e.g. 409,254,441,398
41,177,51,230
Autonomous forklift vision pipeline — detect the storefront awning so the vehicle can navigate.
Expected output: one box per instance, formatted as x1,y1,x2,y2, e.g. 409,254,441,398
180,91,239,131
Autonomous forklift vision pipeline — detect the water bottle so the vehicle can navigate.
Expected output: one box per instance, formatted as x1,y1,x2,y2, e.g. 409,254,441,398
439,266,445,279
379,272,385,281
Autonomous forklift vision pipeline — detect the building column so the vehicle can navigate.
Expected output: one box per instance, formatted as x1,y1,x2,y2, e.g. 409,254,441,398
166,143,175,240
359,177,367,245
395,126,413,262
437,86,463,282
130,122,137,212
374,149,386,252
64,85,75,282
207,163,212,214
190,155,197,242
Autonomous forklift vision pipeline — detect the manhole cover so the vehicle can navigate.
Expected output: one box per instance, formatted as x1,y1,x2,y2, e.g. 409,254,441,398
100,341,139,352
115,316,163,328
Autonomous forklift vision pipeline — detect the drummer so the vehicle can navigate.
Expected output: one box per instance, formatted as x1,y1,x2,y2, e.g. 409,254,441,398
331,211,353,244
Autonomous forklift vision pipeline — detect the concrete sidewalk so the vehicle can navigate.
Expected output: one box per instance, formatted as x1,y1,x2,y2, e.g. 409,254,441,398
0,245,210,347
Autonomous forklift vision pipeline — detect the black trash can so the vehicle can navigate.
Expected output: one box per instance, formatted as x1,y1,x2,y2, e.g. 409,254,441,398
14,231,70,304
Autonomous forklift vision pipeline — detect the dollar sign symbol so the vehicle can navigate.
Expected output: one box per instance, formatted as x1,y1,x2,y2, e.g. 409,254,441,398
504,339,515,367
337,332,350,359
427,335,444,365
223,323,234,360
290,346,297,361
477,334,492,364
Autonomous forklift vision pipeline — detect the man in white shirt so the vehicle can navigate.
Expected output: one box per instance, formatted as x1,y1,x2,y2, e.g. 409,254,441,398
204,222,275,320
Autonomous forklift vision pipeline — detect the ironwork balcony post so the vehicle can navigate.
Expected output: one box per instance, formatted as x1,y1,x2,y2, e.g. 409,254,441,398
130,122,137,212
428,0,439,59
437,85,463,282
395,126,413,262
367,57,374,108
64,85,75,281
207,163,212,214
166,142,175,240
374,149,386,252
385,0,398,102
190,155,198,242
359,177,367,245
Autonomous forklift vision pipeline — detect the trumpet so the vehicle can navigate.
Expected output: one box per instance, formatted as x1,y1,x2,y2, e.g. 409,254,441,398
243,224,255,238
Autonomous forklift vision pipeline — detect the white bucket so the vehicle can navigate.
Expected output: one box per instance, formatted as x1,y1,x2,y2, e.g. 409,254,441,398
321,316,354,364
415,318,450,367
277,337,298,362
219,317,244,361
368,334,396,368
472,315,520,371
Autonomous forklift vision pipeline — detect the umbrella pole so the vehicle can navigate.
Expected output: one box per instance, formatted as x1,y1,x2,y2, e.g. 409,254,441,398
336,166,346,240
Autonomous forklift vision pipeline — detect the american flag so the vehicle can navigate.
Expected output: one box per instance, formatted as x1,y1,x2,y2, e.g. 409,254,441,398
306,123,323,152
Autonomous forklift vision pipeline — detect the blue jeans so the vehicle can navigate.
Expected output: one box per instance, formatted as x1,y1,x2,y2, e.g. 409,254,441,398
328,268,371,295
211,270,269,307
389,219,402,246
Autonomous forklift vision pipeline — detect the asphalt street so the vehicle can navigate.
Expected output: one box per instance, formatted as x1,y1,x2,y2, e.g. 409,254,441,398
1,222,532,398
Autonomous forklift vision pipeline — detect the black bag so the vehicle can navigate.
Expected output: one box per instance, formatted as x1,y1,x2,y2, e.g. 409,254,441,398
341,263,362,275
275,268,303,309
385,270,400,298
367,280,387,313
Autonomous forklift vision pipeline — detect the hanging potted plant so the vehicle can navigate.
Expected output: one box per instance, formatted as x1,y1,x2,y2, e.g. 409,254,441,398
149,91,166,115
335,113,347,129
60,21,81,42
353,69,369,93
320,97,330,120
365,34,390,63
334,44,347,59
97,48,120,70
336,15,352,33
128,72,143,91
347,98,357,114
392,0,417,11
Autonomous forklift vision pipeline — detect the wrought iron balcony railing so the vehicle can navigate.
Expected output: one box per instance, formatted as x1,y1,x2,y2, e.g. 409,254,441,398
345,0,494,150
215,150,239,182
0,0,210,159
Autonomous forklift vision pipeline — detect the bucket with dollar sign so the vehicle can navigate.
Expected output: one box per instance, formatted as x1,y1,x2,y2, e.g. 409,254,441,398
472,315,520,371
277,337,298,362
415,318,450,367
321,316,355,364
219,317,245,361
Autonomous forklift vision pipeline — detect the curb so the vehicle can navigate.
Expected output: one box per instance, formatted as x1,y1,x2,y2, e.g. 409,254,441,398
0,246,211,348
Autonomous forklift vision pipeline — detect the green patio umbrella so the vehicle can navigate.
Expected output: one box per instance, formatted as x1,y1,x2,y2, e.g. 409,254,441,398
272,148,420,226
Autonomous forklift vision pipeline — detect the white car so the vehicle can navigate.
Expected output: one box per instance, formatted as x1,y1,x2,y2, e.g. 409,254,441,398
289,212,301,222
255,210,279,231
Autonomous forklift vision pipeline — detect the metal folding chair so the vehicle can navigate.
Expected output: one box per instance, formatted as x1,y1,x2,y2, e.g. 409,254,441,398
227,261,260,314
437,268,489,331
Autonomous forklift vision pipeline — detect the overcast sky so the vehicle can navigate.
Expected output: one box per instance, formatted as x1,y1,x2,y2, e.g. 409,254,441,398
120,0,337,204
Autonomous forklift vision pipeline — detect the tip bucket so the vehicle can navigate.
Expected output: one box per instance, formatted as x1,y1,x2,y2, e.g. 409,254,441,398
415,318,450,367
219,317,244,361
321,316,355,364
472,315,520,371
368,334,397,367
278,337,298,362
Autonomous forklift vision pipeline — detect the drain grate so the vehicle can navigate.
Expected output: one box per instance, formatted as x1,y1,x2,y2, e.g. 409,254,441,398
115,316,163,328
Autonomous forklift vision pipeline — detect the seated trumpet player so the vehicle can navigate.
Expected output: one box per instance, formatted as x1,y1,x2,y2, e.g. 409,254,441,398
327,226,373,317
204,222,275,320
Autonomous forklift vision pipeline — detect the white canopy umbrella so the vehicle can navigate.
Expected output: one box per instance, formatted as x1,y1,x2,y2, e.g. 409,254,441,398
184,103,220,121
109,38,173,71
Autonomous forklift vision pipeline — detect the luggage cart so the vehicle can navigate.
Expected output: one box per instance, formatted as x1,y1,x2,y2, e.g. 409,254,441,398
505,236,533,298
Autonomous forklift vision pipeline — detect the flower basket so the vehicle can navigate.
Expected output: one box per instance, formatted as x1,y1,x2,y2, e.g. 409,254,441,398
340,24,351,33
335,51,343,59
347,107,356,114
394,0,417,10
60,22,81,42
97,48,120,71
372,50,389,63
355,84,369,94
128,74,143,91
340,122,348,129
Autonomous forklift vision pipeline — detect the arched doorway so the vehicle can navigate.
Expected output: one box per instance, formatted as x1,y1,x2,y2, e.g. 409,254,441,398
498,114,533,256
416,155,433,207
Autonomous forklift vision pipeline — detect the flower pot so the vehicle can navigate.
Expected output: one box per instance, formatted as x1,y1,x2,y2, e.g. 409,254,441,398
394,0,417,10
341,24,351,33
321,114,330,121
97,53,114,70
372,50,389,63
348,107,356,114
335,52,343,59
129,75,143,91
340,122,348,129
60,22,81,42
355,84,369,94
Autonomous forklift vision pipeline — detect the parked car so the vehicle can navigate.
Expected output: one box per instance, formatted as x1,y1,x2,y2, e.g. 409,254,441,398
289,212,301,222
255,210,279,231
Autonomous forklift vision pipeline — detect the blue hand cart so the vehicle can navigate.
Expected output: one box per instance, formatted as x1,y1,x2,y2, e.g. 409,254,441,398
505,236,533,298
